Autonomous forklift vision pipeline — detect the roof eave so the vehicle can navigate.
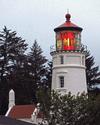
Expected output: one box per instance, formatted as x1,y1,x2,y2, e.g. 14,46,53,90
54,27,83,32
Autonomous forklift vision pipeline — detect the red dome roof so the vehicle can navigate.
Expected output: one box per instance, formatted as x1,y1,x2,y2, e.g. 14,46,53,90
54,13,83,32
58,21,80,28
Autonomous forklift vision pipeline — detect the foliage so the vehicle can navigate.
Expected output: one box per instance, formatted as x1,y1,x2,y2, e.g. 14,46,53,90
0,28,50,114
43,61,52,90
0,26,28,114
0,26,27,81
36,87,51,121
49,92,88,125
85,49,100,89
80,46,100,92
39,91,100,125
27,40,47,91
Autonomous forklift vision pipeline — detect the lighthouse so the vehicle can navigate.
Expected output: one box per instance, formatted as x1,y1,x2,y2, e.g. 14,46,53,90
50,13,87,95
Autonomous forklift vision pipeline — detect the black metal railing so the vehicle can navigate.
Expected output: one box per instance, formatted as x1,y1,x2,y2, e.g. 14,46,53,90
50,44,87,54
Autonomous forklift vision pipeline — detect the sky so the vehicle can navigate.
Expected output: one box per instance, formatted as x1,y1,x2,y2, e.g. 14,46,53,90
0,0,100,66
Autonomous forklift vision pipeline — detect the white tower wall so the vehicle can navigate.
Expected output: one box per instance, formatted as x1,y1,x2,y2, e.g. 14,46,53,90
51,51,87,95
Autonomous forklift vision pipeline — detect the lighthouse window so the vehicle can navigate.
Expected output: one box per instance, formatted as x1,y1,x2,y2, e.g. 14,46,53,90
56,40,62,50
60,32,75,51
82,56,85,65
59,76,64,88
60,56,64,64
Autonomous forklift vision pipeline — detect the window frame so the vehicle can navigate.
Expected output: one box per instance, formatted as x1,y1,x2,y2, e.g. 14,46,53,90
60,55,64,64
59,76,64,88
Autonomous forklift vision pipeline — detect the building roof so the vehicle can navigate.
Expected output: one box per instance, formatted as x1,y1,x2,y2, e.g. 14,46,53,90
54,13,83,32
0,116,35,125
7,105,35,119
7,104,44,119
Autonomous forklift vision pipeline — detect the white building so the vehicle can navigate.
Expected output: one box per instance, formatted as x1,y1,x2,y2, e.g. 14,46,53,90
51,13,87,95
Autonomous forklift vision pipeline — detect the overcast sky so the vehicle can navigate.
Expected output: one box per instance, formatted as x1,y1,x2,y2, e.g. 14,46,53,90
0,0,100,65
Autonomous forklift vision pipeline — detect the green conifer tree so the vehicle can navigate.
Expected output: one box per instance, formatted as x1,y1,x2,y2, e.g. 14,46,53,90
28,40,47,99
0,26,27,114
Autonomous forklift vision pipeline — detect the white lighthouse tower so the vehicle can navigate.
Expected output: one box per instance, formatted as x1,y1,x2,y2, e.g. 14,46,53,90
50,13,87,95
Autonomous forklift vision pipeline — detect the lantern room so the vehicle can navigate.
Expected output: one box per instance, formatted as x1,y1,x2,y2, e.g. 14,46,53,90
54,13,83,51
